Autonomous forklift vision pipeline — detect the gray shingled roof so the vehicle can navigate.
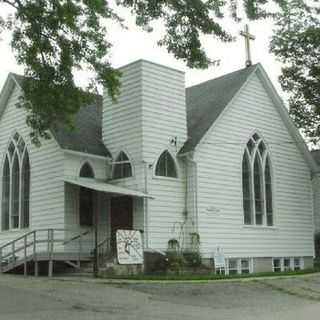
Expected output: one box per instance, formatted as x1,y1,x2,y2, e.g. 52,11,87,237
180,64,257,153
10,64,257,157
11,73,111,158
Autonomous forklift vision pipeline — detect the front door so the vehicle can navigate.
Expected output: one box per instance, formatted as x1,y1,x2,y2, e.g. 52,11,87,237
110,196,133,250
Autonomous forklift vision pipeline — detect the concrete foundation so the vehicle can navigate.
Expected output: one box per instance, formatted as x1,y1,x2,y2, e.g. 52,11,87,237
303,256,314,269
253,258,273,273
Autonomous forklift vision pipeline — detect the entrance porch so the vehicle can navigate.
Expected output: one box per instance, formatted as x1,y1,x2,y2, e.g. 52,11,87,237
63,176,152,267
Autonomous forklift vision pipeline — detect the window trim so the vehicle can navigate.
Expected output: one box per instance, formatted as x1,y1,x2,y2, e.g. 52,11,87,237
154,150,178,179
111,151,133,180
226,258,253,275
79,162,95,227
272,257,304,272
241,132,274,227
1,133,30,231
79,161,95,178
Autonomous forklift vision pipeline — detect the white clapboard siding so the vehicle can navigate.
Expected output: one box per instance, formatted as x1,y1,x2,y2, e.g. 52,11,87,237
0,82,65,246
312,175,320,234
103,61,144,183
195,72,314,259
102,60,187,251
141,60,187,160
63,152,110,248
102,62,146,238
140,61,187,251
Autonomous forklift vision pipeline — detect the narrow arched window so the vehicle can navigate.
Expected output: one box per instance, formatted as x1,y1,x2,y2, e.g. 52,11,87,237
21,152,30,228
112,152,132,179
242,151,252,224
265,157,273,226
155,150,177,178
80,162,94,178
1,156,10,230
11,154,20,228
253,155,263,225
242,133,273,226
79,162,94,227
1,133,30,230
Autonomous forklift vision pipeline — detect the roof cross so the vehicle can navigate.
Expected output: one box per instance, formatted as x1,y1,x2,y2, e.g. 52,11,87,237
240,24,256,68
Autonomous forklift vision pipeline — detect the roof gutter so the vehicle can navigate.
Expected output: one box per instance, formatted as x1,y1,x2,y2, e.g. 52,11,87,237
63,149,112,161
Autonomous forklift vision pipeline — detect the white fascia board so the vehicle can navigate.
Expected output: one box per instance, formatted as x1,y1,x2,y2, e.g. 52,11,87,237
193,64,259,161
63,149,112,161
255,65,319,174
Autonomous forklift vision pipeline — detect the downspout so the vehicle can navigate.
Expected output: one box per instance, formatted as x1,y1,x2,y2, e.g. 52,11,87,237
183,153,199,236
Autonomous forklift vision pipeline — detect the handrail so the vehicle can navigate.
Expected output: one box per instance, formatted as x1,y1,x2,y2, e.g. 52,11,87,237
95,235,112,268
0,228,85,251
62,230,90,245
97,236,110,249
0,228,92,276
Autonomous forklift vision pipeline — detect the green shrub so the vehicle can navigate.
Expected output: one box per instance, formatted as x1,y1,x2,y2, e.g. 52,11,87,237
183,251,202,268
167,251,186,274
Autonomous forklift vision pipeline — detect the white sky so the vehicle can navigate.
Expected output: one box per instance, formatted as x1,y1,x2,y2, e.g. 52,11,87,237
0,3,283,95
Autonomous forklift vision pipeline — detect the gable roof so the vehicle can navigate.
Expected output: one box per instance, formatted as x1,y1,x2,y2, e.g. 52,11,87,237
9,73,111,158
180,63,318,173
180,64,257,153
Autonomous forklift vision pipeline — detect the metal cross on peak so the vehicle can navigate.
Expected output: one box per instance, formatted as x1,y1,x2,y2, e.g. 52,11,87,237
240,24,256,68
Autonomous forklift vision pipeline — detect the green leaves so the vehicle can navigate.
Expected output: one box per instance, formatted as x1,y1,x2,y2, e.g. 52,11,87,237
1,0,319,145
2,0,121,145
270,0,320,144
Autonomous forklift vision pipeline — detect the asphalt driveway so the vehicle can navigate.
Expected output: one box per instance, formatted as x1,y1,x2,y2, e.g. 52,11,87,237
0,274,319,319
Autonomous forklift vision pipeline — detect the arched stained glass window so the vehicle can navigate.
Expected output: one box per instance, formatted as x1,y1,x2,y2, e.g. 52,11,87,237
11,154,20,228
253,155,263,225
1,133,30,230
21,152,30,228
79,162,94,227
242,151,252,225
242,133,273,226
155,150,177,178
112,152,132,179
265,157,273,226
1,157,10,230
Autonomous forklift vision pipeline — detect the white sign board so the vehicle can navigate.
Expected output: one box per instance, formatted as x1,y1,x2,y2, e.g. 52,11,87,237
213,247,225,269
116,229,144,265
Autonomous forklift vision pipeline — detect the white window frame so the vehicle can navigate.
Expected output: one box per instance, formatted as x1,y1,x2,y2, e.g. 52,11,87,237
226,258,253,275
1,133,30,231
272,258,282,272
272,257,304,272
242,133,274,226
111,151,133,180
283,257,291,272
154,150,178,179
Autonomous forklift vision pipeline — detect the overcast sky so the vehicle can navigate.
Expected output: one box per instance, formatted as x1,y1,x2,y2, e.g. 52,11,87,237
0,3,283,95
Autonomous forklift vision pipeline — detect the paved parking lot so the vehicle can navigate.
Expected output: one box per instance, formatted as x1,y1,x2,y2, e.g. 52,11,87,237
0,274,320,319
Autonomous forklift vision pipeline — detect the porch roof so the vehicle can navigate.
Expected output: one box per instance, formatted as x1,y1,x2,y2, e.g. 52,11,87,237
63,176,154,199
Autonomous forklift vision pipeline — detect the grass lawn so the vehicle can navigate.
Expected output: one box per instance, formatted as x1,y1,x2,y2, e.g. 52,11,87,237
99,268,320,281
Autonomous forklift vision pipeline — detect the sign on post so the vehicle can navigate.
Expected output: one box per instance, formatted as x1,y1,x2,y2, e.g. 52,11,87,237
116,230,143,265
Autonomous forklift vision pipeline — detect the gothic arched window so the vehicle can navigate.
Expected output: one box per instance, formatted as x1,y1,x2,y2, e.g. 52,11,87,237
1,133,30,230
242,133,273,226
79,162,94,227
155,150,177,178
112,152,132,179
80,162,94,178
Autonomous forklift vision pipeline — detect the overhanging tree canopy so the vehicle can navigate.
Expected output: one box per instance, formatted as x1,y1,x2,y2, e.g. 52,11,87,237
0,0,319,145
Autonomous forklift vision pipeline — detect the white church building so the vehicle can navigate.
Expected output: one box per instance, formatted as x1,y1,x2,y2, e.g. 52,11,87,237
0,59,318,275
